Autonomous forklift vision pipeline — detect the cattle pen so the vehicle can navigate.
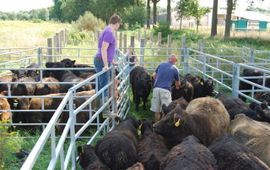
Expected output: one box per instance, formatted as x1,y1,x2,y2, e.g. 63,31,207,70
0,36,270,169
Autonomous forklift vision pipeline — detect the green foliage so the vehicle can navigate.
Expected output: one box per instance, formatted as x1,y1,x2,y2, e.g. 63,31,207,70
121,6,146,30
0,124,23,169
176,0,197,20
74,11,105,32
153,21,172,41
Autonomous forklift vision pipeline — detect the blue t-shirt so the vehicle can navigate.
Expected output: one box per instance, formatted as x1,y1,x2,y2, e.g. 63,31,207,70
154,62,179,91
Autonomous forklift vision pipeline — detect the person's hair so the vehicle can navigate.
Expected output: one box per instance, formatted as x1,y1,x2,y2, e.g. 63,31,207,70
109,14,121,24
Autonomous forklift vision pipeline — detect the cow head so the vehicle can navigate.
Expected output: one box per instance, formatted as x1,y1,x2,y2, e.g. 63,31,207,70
60,58,76,67
204,78,216,96
154,104,188,139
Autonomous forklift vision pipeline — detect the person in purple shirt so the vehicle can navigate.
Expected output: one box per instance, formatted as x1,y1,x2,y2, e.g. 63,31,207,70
94,14,121,97
150,54,180,122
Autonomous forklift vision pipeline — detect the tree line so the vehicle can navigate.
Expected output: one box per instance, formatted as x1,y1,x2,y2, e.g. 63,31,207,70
0,0,265,38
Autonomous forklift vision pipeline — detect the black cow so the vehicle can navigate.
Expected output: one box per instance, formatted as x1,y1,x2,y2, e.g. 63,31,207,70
60,58,96,79
77,144,109,170
184,74,215,99
45,62,91,92
160,135,217,170
171,78,194,102
218,95,260,120
209,135,269,170
95,117,139,170
239,68,263,102
130,66,152,111
137,120,168,170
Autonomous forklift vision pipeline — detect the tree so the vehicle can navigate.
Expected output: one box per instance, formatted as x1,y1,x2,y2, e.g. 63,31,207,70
211,0,218,37
167,0,171,26
188,0,210,32
224,0,233,39
192,6,210,32
176,0,196,29
152,0,160,25
147,0,151,28
50,0,62,21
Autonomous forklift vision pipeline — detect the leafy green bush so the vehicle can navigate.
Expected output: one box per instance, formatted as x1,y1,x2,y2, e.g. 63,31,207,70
0,124,23,169
153,21,172,38
121,6,146,30
68,30,92,46
75,11,105,32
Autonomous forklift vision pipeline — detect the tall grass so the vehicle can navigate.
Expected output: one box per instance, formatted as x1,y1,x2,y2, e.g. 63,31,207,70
0,21,69,48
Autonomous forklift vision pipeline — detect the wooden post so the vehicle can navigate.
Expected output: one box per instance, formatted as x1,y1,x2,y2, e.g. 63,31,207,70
59,31,63,54
123,34,127,53
158,32,162,46
138,29,141,41
47,38,53,62
167,34,172,56
64,29,68,45
53,34,57,61
119,32,123,51
140,39,145,66
130,36,135,49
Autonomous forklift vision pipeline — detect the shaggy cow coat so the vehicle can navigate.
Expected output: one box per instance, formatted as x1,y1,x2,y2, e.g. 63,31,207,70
209,135,269,170
154,97,230,148
160,135,217,170
95,117,139,170
137,120,168,170
229,114,270,167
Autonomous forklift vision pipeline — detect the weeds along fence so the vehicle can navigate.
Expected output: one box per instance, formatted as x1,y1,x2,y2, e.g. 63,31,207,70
1,40,270,169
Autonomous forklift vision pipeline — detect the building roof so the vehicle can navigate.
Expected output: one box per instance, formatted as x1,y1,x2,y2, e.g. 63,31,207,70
234,10,270,22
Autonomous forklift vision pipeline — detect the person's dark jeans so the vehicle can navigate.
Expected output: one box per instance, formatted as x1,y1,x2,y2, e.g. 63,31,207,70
94,56,111,97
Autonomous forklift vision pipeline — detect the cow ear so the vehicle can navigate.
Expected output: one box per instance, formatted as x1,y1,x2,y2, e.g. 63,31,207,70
77,146,83,154
173,113,182,127
72,60,76,64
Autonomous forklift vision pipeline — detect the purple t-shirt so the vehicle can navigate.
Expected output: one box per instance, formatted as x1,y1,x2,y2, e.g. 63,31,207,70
96,26,116,63
154,62,179,91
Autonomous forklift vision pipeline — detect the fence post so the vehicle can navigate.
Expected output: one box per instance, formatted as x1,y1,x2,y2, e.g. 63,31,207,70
158,32,162,46
111,66,117,129
119,32,123,51
59,31,62,54
138,29,141,41
130,36,135,48
47,38,53,62
232,63,240,97
181,36,186,63
64,29,68,45
68,93,76,169
249,48,254,63
37,47,42,67
140,39,145,66
123,34,127,53
183,48,190,75
167,34,172,56
198,39,206,79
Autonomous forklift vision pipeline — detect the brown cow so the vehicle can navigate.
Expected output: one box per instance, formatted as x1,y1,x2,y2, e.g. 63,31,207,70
154,97,230,148
229,114,270,167
0,95,12,121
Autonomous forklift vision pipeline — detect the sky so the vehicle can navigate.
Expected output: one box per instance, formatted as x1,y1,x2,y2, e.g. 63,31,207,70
0,0,53,12
0,0,269,12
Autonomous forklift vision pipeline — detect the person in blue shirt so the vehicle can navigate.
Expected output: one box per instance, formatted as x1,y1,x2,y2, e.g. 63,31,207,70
150,54,180,122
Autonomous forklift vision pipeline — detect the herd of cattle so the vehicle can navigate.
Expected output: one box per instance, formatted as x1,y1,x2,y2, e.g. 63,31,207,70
78,97,270,170
76,66,270,170
0,58,97,131
1,60,270,169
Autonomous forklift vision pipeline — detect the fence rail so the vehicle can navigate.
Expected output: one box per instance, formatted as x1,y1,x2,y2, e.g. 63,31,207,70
1,39,270,169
